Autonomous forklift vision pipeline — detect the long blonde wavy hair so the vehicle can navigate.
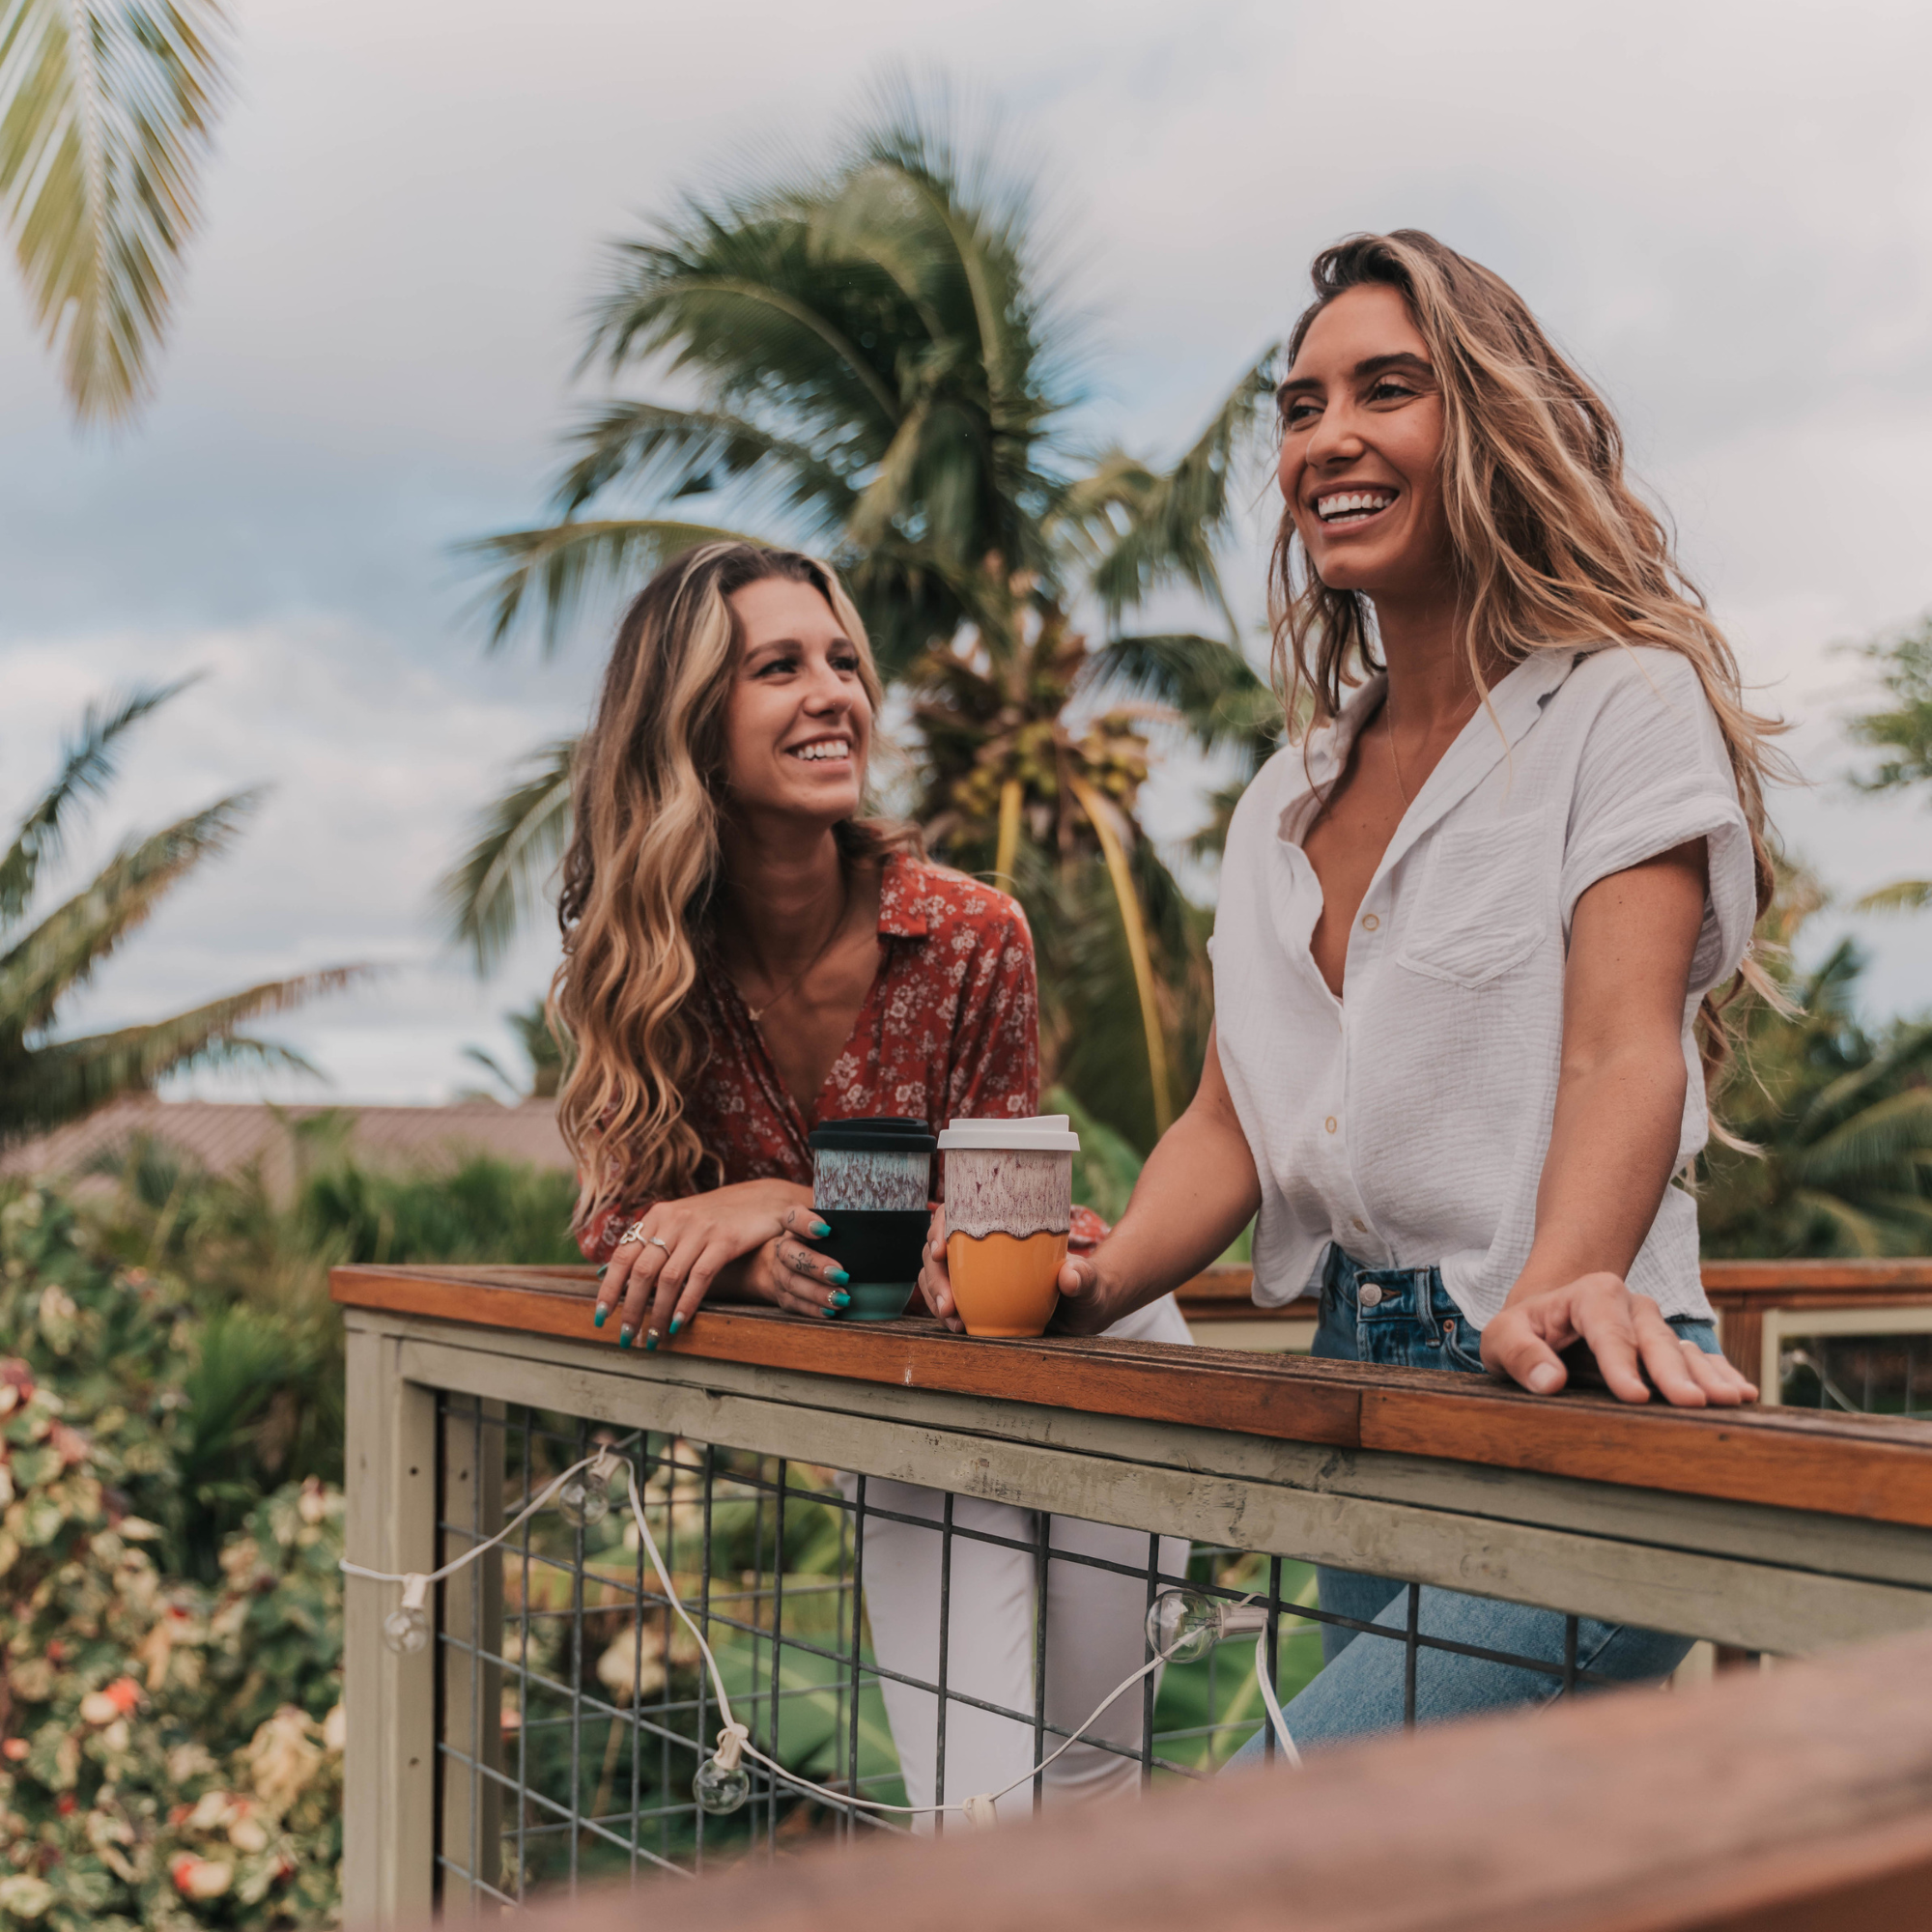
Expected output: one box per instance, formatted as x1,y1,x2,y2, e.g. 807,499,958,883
553,542,900,1231
1269,230,1786,1091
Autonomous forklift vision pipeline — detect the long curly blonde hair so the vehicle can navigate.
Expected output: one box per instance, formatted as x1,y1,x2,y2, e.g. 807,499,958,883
1268,230,1786,1090
553,542,897,1231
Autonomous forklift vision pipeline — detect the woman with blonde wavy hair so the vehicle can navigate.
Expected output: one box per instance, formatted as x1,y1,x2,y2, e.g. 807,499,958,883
921,231,1782,1745
561,540,1188,1818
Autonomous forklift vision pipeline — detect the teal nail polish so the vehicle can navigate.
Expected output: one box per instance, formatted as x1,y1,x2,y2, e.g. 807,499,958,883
810,1218,832,1237
593,1306,607,1328
668,1315,682,1337
618,1325,634,1350
829,1266,850,1286
596,1264,609,1279
830,1290,850,1308
644,1330,659,1353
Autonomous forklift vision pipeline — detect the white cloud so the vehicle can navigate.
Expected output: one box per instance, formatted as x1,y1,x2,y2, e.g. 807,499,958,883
4,0,1932,1101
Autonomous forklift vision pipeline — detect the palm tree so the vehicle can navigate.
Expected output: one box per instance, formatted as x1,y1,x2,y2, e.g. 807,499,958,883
450,97,1282,1145
1846,612,1932,912
1699,867,1932,1257
0,0,232,424
0,681,365,1134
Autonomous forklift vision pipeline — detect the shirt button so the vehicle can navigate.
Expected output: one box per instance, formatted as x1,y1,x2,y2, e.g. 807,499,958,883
1361,913,1379,931
1358,1283,1384,1308
1352,1217,1367,1233
1324,1116,1338,1134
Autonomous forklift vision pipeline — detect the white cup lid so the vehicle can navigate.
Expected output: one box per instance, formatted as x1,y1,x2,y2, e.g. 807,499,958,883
935,1114,1081,1152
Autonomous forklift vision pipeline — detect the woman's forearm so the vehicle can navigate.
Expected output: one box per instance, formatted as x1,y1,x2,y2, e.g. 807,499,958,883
1506,1037,1687,1306
1089,1032,1263,1321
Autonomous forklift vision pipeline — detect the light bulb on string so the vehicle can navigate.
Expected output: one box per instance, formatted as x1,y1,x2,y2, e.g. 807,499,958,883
557,1447,623,1529
693,1722,752,1815
383,1573,431,1656
1146,1588,1268,1663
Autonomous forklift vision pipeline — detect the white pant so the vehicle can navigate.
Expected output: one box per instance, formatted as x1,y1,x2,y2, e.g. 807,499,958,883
840,1294,1192,1825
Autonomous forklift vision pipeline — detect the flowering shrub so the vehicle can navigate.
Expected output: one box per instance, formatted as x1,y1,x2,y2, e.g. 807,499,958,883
0,1190,344,1928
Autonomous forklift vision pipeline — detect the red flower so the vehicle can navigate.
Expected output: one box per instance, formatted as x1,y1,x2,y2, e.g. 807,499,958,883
56,1795,75,1816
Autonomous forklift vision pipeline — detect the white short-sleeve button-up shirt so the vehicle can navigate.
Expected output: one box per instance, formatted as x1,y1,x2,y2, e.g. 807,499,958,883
1212,644,1757,1328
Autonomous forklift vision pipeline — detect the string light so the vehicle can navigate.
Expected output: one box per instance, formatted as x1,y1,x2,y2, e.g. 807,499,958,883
381,1574,431,1655
342,1441,1301,1821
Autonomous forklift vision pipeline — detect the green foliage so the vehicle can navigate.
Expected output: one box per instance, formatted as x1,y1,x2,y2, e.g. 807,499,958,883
450,96,1282,1151
1699,872,1932,1258
0,0,234,422
0,686,364,1138
1846,612,1932,914
0,1187,344,1928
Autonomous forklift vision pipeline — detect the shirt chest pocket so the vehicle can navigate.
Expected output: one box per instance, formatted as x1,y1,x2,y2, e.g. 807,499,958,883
1396,819,1551,988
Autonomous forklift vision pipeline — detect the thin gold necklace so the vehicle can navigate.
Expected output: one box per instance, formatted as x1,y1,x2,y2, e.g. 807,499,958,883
1384,690,1412,807
741,871,851,1025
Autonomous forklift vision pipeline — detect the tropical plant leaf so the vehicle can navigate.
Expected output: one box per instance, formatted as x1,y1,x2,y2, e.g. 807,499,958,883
1852,878,1932,914
0,0,231,422
438,737,576,973
463,519,766,653
0,790,259,1037
1084,348,1279,633
0,675,191,922
1,966,367,1132
1089,633,1281,755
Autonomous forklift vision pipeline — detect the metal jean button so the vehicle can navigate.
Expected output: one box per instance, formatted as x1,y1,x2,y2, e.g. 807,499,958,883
1357,1283,1384,1309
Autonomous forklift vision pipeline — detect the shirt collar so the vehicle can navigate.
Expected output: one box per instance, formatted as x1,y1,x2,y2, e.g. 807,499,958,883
1275,648,1578,844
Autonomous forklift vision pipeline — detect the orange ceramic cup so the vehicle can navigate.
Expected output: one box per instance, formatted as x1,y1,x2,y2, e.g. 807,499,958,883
945,1228,1068,1338
936,1115,1081,1339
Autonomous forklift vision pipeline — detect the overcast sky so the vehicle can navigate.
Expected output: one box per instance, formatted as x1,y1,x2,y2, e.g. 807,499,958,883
5,0,1931,1103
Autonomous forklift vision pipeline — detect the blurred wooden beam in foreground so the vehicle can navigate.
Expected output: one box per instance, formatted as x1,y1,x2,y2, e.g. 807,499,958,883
468,1628,1932,1932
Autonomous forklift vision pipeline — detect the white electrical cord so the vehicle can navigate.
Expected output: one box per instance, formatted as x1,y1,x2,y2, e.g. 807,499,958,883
339,1444,1300,1823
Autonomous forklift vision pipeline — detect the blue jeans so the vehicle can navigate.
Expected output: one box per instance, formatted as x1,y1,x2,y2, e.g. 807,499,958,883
1231,1248,1721,1762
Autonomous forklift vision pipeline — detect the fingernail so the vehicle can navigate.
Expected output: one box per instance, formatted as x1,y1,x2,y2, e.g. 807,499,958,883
811,1218,832,1237
668,1315,682,1337
829,1266,849,1285
596,1264,609,1279
1528,1363,1562,1393
644,1330,659,1353
618,1325,634,1350
830,1291,850,1308
593,1305,607,1328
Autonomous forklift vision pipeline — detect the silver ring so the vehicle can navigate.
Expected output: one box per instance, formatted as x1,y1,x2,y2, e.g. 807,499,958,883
647,1236,671,1254
614,1217,652,1248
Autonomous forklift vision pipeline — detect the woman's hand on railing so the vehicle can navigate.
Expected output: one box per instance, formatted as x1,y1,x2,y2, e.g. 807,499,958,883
1482,1272,1758,1406
917,1208,967,1332
594,1181,826,1349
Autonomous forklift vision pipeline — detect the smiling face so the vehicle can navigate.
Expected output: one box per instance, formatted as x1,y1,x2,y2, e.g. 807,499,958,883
1277,283,1454,608
720,575,872,829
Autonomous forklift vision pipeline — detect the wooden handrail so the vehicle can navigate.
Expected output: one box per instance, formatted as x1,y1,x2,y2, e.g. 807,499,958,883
330,1263,1932,1529
471,1626,1932,1932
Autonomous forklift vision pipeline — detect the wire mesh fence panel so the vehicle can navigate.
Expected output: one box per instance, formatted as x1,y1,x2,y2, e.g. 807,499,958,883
427,1391,1640,1907
1780,1334,1932,1413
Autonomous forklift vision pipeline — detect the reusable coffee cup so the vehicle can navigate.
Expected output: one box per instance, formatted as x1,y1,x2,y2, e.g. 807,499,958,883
935,1114,1080,1338
804,1117,937,1321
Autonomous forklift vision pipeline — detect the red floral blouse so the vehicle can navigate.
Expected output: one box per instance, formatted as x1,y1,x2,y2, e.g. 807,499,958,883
581,852,1105,1262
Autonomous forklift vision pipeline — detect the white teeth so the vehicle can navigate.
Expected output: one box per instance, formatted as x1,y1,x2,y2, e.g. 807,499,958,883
791,740,850,762
1317,491,1395,522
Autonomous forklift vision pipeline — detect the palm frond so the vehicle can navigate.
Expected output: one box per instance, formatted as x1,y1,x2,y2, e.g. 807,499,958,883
0,789,258,1037
1088,633,1281,757
1084,348,1279,633
551,400,856,526
0,0,231,422
0,674,192,922
1791,1089,1932,1189
438,737,576,974
1853,878,1932,914
462,518,767,654
1,965,367,1133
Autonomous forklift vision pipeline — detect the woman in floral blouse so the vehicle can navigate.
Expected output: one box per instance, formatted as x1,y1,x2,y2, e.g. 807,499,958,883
557,541,1185,1819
